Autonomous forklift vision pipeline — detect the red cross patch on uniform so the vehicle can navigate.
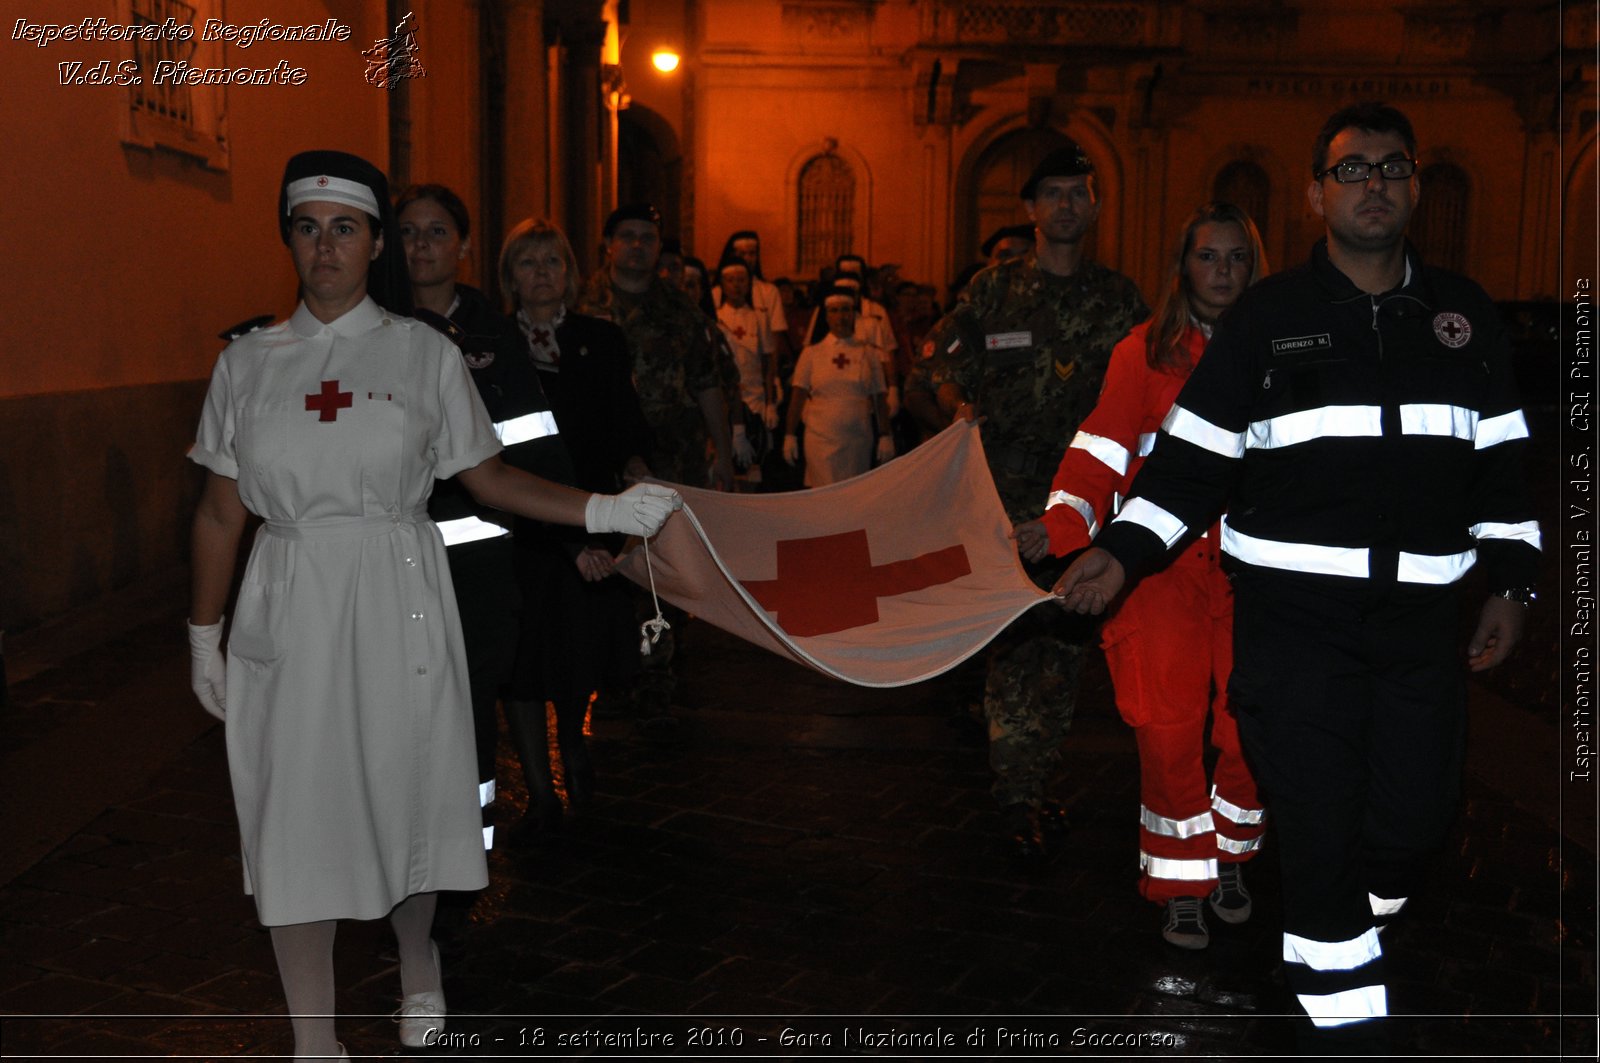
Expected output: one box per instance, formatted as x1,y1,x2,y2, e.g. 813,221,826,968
1432,312,1471,349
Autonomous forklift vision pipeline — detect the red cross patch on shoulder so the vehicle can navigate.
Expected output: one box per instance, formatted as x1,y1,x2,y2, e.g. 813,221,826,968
1433,312,1471,349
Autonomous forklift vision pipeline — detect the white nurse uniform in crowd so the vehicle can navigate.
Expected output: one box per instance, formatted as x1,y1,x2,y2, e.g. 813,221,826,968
791,332,886,487
190,296,499,927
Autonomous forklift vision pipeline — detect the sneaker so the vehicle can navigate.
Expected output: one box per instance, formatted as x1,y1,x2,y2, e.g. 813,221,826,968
1162,896,1210,949
394,942,446,1048
1209,863,1252,925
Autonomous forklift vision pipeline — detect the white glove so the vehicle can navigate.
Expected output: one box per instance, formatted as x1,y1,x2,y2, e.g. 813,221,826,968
585,483,682,537
187,618,227,721
875,435,895,464
731,424,756,468
885,384,901,418
762,402,780,432
782,434,800,465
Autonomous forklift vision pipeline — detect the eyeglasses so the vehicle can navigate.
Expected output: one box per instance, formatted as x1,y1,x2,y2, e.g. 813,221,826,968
1315,157,1418,184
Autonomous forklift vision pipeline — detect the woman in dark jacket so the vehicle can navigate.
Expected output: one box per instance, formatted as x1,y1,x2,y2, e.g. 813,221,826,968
499,217,652,834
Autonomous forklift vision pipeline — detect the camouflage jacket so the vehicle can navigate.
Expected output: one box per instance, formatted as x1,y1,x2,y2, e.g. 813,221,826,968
908,253,1147,520
576,267,737,483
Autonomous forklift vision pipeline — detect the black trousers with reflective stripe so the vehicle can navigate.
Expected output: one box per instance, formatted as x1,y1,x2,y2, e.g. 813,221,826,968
1228,574,1466,1039
446,536,521,788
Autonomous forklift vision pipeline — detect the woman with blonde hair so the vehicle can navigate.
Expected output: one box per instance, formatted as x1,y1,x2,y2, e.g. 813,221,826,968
1021,203,1269,949
496,218,652,835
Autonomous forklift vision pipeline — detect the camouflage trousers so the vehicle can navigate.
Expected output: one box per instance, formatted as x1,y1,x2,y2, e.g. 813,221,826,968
985,563,1094,807
647,410,712,489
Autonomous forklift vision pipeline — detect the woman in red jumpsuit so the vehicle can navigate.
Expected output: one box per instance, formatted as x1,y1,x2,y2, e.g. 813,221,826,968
1027,203,1269,948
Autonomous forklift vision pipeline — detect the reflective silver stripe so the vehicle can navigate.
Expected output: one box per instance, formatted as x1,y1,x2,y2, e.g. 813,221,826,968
1140,804,1214,839
1217,834,1262,854
478,779,495,808
482,825,494,850
1211,786,1266,826
1069,430,1130,476
1287,929,1388,1027
496,409,559,446
1471,520,1543,550
1284,927,1382,971
1045,490,1098,537
1300,985,1388,1027
1162,405,1245,458
1475,410,1530,449
1115,497,1188,548
1136,431,1157,457
1222,522,1368,578
436,516,510,546
1399,403,1476,441
1369,893,1407,917
1247,405,1382,450
1396,549,1476,584
1140,852,1218,881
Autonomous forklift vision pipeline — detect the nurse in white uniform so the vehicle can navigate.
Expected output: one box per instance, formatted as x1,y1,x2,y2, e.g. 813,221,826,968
782,286,895,486
186,151,679,1060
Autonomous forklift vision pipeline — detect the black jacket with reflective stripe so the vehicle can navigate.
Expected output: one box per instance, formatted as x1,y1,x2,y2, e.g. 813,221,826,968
426,284,576,533
1096,240,1539,592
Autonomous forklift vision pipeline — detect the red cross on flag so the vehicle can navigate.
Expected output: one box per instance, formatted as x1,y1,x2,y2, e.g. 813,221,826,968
615,421,1051,686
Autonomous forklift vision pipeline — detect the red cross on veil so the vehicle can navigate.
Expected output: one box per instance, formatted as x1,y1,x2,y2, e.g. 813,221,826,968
741,530,972,637
305,379,353,422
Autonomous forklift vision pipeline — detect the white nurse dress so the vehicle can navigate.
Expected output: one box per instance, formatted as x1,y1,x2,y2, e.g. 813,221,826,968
190,297,498,926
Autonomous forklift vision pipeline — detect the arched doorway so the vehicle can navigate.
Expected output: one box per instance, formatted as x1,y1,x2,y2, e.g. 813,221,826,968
617,104,683,244
1213,160,1272,248
1412,162,1470,274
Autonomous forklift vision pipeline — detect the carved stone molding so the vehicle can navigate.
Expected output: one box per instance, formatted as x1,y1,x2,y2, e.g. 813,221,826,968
1200,3,1299,55
781,0,881,45
1400,4,1502,60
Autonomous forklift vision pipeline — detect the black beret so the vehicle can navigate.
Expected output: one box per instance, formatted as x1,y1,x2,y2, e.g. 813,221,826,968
602,201,663,238
1020,141,1096,199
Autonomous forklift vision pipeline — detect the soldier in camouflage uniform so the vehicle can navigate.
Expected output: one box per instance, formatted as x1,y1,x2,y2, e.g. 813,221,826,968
576,203,738,488
906,143,1147,862
576,203,739,734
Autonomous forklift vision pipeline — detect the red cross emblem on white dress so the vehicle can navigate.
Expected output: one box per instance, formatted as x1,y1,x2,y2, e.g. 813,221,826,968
305,379,353,422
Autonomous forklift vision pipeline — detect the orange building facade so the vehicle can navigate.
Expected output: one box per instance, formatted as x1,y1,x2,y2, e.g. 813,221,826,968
0,0,1592,636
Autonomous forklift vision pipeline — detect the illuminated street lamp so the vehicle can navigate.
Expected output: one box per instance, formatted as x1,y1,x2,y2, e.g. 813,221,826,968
651,48,680,73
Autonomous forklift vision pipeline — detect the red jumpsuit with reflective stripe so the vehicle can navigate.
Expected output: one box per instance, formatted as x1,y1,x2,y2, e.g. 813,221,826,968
1041,321,1264,902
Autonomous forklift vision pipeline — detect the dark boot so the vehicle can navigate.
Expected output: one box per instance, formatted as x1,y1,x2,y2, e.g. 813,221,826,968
1000,803,1052,866
505,699,562,838
553,700,595,809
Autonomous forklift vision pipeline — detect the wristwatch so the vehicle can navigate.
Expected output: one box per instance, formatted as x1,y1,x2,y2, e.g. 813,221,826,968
1494,587,1537,607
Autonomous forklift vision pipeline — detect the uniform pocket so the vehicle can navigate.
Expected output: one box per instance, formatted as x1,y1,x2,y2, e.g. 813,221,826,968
229,579,290,666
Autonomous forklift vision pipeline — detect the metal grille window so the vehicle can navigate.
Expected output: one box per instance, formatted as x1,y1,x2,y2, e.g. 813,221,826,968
130,0,197,125
1413,163,1469,273
797,153,855,276
119,0,229,169
1212,160,1271,242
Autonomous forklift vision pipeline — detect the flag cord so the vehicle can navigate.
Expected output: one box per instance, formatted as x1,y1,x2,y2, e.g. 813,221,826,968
639,535,671,656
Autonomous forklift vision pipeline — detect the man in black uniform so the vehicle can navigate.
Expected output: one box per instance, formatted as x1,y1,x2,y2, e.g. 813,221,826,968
1056,103,1541,1050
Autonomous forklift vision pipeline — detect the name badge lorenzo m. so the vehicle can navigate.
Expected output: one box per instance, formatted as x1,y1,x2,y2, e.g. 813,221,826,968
1270,334,1333,356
